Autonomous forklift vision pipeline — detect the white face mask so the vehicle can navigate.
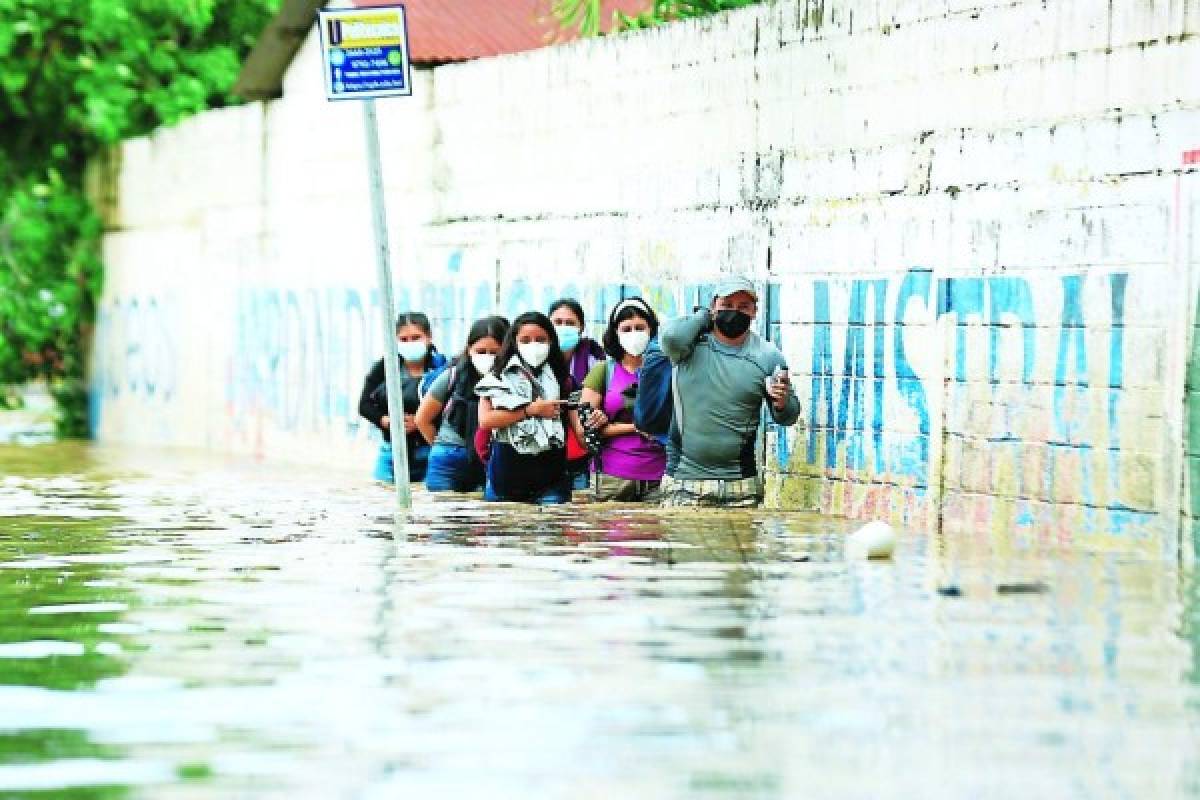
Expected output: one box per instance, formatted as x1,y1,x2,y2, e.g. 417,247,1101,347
397,340,428,362
517,342,550,369
618,330,651,357
470,353,496,375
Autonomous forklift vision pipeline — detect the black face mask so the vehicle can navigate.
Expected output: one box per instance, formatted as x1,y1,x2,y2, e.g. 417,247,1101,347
713,309,753,338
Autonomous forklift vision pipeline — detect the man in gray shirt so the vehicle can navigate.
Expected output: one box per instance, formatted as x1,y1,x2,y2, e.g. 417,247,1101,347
660,276,800,507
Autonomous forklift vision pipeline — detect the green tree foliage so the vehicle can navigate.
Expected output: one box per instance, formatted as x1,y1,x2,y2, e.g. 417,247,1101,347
552,0,763,37
0,0,278,436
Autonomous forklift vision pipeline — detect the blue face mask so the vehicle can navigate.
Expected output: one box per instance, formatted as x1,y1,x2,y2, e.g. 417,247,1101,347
555,325,581,352
397,340,428,363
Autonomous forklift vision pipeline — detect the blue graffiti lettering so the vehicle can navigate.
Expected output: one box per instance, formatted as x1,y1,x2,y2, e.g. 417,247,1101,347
894,269,933,483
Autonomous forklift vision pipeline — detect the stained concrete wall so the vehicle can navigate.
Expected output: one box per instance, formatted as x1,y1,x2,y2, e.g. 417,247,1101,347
92,0,1200,560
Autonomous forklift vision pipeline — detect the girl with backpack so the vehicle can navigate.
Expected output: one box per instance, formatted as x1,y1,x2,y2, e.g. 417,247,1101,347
548,297,607,488
476,311,573,504
415,316,510,493
358,311,447,484
575,297,666,502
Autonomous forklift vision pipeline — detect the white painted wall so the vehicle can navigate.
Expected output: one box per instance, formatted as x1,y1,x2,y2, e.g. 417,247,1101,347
92,0,1200,556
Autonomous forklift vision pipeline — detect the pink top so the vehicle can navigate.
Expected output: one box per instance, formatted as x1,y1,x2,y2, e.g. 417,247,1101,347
590,361,666,482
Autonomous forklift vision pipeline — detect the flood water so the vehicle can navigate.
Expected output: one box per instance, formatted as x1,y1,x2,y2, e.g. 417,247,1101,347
0,442,1197,798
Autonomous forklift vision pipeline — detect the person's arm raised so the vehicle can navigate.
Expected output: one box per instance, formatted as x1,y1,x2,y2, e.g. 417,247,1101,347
660,309,711,364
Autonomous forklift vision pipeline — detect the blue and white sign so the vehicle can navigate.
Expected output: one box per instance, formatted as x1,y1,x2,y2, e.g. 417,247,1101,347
317,5,413,101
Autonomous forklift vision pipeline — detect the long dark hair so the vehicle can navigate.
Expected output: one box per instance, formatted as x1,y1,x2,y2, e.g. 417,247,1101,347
395,311,437,370
459,315,510,378
601,296,659,359
547,298,586,328
493,311,569,389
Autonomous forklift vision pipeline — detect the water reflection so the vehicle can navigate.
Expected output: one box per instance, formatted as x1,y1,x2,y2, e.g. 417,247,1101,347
0,471,140,796
0,443,1196,798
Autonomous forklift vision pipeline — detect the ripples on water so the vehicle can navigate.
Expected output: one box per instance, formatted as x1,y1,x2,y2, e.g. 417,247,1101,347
0,442,1196,798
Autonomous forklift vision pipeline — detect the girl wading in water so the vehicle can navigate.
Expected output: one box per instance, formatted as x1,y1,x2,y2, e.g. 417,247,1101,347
476,311,572,504
575,297,666,501
548,298,606,488
549,298,605,389
414,315,509,493
358,311,446,484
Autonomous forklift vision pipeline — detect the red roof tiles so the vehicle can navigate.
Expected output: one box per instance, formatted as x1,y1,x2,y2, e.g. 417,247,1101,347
352,0,649,63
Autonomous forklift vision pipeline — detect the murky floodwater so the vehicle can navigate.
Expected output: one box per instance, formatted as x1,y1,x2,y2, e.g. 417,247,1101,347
0,443,1197,799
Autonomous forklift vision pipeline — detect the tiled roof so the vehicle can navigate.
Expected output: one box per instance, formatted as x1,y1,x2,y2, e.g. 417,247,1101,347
353,0,648,63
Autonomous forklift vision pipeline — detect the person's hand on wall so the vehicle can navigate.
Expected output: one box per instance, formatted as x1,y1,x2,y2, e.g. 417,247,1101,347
380,415,390,430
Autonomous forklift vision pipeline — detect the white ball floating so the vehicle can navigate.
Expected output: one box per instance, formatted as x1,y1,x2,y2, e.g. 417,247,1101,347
846,520,896,560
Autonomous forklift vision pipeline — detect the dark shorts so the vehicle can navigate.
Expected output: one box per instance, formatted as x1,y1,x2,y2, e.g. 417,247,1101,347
485,442,570,504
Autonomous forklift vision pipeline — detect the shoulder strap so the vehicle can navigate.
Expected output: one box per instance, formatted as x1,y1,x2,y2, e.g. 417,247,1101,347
420,363,453,402
516,364,544,400
604,359,616,395
670,366,683,448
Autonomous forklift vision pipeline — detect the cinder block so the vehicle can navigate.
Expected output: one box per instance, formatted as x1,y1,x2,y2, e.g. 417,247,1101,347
1056,0,1112,57
1108,0,1174,49
1018,442,1051,500
1049,444,1087,504
960,436,991,492
988,439,1022,496
1116,452,1159,511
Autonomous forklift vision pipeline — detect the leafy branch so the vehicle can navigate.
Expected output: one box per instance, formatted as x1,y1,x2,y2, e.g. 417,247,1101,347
551,0,764,37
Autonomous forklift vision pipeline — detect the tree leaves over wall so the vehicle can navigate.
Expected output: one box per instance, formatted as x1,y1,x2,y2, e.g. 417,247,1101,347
0,0,278,436
552,0,763,37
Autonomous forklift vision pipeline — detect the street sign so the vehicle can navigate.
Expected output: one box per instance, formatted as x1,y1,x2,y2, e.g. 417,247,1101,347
317,5,413,101
316,4,415,511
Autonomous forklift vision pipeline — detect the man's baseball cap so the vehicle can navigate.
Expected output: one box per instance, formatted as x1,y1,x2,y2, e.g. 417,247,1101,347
712,276,758,302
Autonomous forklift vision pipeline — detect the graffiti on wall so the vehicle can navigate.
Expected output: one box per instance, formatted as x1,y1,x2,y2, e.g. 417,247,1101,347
91,235,772,447
793,268,1153,529
92,247,1162,536
218,257,738,441
227,286,382,440
90,295,180,433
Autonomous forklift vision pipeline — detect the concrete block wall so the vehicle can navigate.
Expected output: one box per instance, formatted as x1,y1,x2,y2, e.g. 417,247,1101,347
92,0,1200,558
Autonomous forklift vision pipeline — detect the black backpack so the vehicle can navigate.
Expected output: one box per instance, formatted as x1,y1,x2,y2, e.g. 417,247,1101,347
441,362,487,467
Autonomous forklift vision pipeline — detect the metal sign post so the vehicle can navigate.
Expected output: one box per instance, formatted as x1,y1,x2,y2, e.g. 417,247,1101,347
363,98,411,509
317,5,415,510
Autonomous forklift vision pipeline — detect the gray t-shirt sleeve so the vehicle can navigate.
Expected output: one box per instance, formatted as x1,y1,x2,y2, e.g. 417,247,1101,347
427,369,452,403
661,309,711,364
